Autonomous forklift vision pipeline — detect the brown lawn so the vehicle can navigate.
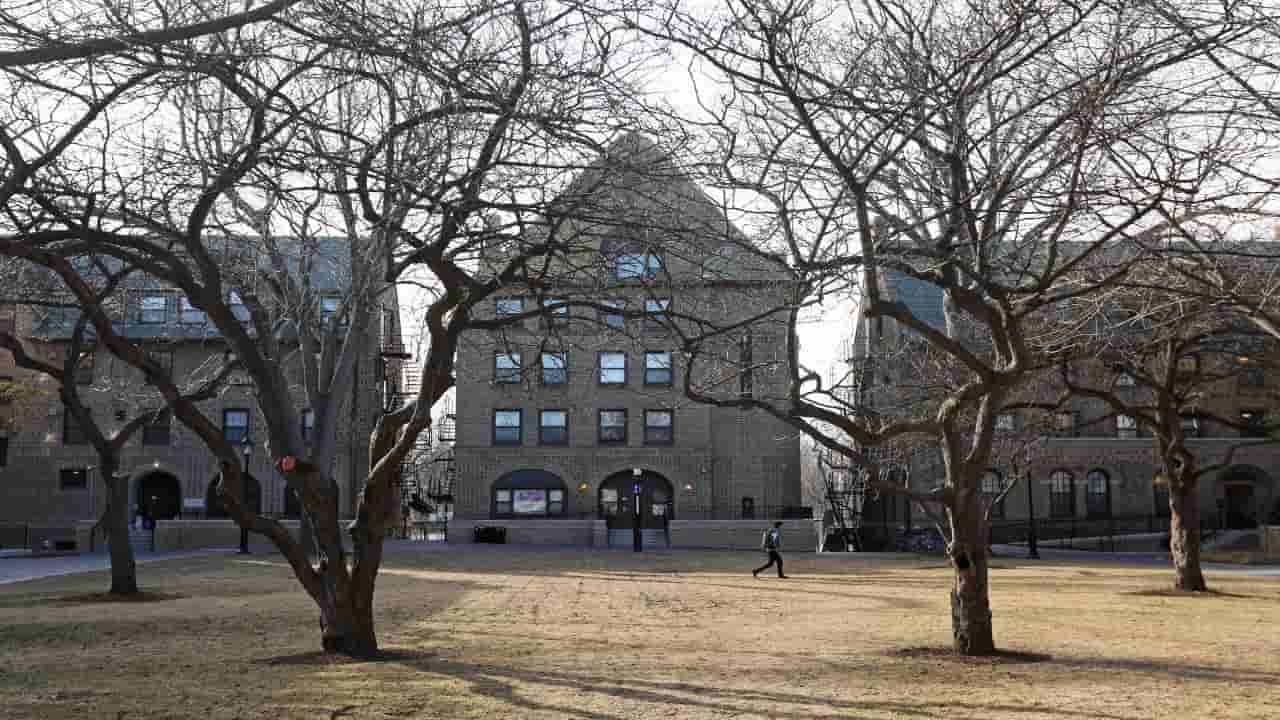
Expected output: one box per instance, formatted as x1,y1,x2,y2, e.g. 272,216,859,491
1,546,1277,719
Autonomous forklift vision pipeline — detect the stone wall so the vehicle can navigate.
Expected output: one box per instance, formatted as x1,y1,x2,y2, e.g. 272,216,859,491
76,519,301,553
668,519,818,551
449,518,601,546
1265,526,1280,560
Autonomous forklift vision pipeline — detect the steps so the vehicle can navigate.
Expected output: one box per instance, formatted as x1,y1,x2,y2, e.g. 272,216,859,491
608,528,669,548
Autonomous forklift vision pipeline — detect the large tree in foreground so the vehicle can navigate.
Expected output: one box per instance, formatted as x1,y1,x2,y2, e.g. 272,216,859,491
644,0,1265,654
0,0,651,655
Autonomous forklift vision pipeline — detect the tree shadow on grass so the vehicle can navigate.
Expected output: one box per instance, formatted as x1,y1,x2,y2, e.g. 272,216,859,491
883,646,1280,684
0,589,185,609
1125,588,1277,601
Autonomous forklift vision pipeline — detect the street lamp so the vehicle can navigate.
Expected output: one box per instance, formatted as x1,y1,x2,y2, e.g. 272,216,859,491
632,467,643,552
1021,448,1039,560
239,438,252,555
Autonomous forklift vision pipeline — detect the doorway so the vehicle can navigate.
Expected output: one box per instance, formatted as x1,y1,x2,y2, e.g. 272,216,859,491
1224,483,1256,529
136,472,181,521
599,470,673,531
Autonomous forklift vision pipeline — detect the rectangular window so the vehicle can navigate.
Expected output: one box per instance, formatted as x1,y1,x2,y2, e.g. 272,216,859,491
644,298,670,333
140,295,167,324
59,467,88,490
1054,411,1077,438
229,290,250,322
644,351,672,386
493,409,522,445
1116,414,1138,439
495,489,512,515
644,409,673,445
141,409,171,446
539,410,568,445
548,488,565,515
513,489,547,514
615,252,663,280
599,352,626,385
74,350,95,385
1049,471,1075,519
495,352,522,384
995,414,1015,432
542,297,568,327
302,409,315,443
223,408,250,445
179,297,206,324
144,349,174,386
63,410,89,445
598,409,627,445
541,352,568,385
600,299,626,330
495,298,524,318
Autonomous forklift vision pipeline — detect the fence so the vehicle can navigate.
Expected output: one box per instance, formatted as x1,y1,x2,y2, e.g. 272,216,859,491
989,512,1226,552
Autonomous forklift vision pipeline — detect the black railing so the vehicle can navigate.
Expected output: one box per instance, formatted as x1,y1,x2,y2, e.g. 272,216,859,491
462,505,814,522
989,512,1227,552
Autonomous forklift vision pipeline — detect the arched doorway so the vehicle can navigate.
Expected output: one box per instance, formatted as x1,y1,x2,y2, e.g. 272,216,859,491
206,474,262,518
491,469,566,518
136,472,181,522
599,470,673,532
1220,465,1270,529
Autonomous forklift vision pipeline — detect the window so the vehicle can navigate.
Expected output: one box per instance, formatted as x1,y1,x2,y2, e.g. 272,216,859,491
1116,372,1136,387
143,349,174,386
142,409,171,446
495,297,524,318
59,468,88,491
74,350,95,385
229,291,250,322
1049,470,1075,518
600,299,626,330
1116,414,1138,439
223,409,250,444
302,409,315,443
140,294,167,324
63,410,89,445
599,352,626,385
495,489,513,514
1086,469,1110,518
1240,409,1267,438
615,251,663,280
495,352,522,384
319,295,342,326
541,297,568,327
541,352,567,385
644,351,672,386
493,475,565,518
493,409,522,445
644,409,673,445
995,414,1015,432
598,409,627,445
644,298,670,333
981,470,1006,519
1054,411,1077,437
539,410,568,445
179,297,206,324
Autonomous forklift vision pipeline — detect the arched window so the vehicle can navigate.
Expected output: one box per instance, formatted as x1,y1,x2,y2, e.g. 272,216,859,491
981,470,1006,519
1049,470,1075,519
492,469,566,519
1086,469,1110,519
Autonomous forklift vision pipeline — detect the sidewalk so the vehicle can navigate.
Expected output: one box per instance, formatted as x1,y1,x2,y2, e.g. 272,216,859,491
0,548,236,586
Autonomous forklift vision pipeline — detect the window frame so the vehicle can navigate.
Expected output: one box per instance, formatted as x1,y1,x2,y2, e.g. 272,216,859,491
598,351,627,386
614,251,663,281
644,351,673,386
540,351,568,386
538,409,569,446
643,409,674,446
1049,470,1075,519
598,408,628,445
222,408,250,445
139,294,167,324
1085,469,1110,519
492,409,523,446
494,351,522,384
644,298,670,333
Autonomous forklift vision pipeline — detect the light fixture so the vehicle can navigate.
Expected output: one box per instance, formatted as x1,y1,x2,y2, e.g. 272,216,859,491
577,481,590,493
682,482,695,493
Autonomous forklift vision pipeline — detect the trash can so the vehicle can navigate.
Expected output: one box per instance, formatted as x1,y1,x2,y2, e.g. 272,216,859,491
474,525,507,544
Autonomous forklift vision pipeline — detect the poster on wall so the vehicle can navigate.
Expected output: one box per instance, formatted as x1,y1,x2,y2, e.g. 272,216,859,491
513,489,547,514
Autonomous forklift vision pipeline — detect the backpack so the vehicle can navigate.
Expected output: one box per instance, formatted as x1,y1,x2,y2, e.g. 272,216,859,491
762,529,777,550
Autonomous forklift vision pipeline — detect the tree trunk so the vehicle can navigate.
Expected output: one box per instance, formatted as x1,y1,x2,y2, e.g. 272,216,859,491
950,502,995,656
314,528,381,658
103,460,138,595
1168,480,1207,592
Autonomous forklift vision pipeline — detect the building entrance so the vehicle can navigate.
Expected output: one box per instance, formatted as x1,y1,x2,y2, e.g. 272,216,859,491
599,471,673,531
136,472,181,521
1224,483,1256,529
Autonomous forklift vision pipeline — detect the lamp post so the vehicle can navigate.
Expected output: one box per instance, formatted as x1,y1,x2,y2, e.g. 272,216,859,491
1023,449,1039,560
239,438,252,555
632,467,643,552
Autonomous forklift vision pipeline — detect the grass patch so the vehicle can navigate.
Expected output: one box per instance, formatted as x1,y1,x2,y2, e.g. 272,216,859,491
0,548,1277,719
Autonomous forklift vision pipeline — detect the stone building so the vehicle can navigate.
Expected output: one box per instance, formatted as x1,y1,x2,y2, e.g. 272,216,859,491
0,239,403,549
841,269,1280,549
449,134,806,548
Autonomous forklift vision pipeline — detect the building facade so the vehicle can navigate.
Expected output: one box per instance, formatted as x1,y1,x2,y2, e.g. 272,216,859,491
450,135,804,547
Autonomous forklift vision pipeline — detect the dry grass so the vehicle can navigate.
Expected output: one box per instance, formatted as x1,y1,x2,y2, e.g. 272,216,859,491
1,547,1278,719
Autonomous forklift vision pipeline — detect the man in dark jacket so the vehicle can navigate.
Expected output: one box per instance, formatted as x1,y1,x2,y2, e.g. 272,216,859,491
753,521,788,578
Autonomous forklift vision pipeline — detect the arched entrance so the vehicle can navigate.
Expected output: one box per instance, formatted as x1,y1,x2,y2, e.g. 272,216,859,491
136,472,181,522
491,469,566,518
206,474,262,518
1219,465,1270,529
599,470,673,532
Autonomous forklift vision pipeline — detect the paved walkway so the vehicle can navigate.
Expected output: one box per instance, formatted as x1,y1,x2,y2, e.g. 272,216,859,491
0,548,236,586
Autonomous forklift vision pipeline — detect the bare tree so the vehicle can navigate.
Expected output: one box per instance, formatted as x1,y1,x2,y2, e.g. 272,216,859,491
641,0,1262,654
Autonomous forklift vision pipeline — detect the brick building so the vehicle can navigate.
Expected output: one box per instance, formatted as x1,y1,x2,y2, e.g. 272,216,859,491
449,134,806,548
0,239,402,549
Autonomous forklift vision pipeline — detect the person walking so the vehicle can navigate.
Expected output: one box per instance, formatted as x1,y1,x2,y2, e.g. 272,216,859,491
753,521,788,578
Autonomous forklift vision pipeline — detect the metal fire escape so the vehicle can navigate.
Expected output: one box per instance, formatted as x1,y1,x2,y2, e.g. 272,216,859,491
819,447,865,551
